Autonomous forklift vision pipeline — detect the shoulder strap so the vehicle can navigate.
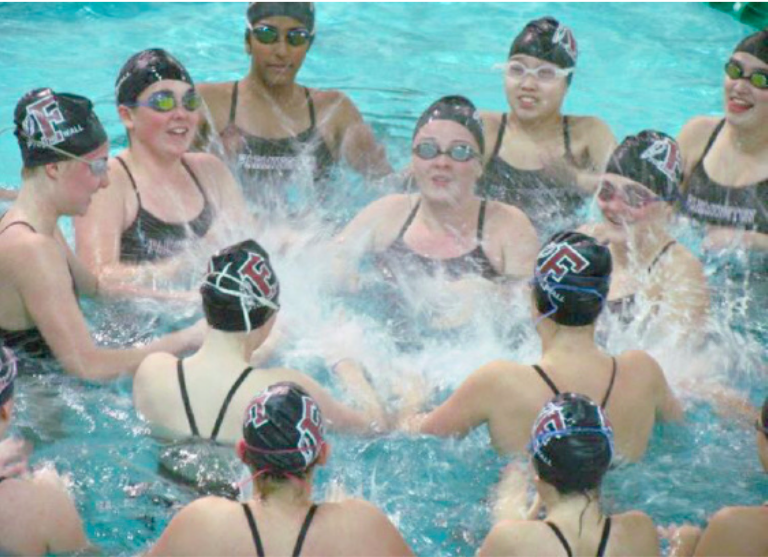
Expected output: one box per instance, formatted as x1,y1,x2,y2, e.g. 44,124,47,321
115,156,141,205
601,358,617,408
292,504,319,557
228,81,239,125
176,359,200,437
647,240,677,273
396,200,421,241
562,116,576,165
242,503,265,557
210,366,255,441
596,516,612,557
304,87,316,128
490,114,507,159
476,199,487,242
701,119,726,159
0,221,37,236
532,364,560,396
180,157,208,200
545,521,573,557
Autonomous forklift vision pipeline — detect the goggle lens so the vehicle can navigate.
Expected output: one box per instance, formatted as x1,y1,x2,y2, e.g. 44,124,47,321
597,181,657,209
724,60,768,90
252,25,310,47
413,142,476,162
142,90,201,113
507,61,568,82
88,158,109,177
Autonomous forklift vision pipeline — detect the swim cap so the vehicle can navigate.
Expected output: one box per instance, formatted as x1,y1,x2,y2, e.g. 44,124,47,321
509,17,578,69
247,2,315,35
13,88,107,168
734,28,768,65
530,393,614,494
201,239,280,333
115,49,193,106
241,382,326,474
605,130,682,201
413,95,485,154
0,347,18,407
533,231,612,326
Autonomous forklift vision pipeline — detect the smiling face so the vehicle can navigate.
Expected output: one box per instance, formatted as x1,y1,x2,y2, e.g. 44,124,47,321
596,173,668,238
120,79,200,157
504,54,569,121
411,120,482,204
724,52,768,129
246,16,310,87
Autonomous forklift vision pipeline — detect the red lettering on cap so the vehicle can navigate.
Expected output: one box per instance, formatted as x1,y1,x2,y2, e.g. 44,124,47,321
296,396,323,464
538,243,590,282
239,252,277,300
24,97,66,146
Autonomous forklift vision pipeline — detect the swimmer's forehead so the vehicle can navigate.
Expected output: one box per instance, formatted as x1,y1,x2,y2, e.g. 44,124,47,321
252,15,308,29
413,120,480,148
508,54,561,68
730,52,768,71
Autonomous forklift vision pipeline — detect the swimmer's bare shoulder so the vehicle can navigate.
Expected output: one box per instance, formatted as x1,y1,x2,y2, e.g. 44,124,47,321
337,193,417,253
485,200,539,274
197,81,235,134
568,114,617,167
678,116,721,182
693,505,768,556
617,350,683,421
610,510,662,556
479,111,504,164
134,352,178,421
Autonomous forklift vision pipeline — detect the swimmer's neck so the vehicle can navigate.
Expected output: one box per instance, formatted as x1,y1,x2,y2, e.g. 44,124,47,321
537,321,599,357
185,329,252,371
723,120,768,156
539,484,603,523
255,476,314,508
416,195,480,236
12,177,66,235
508,109,565,138
124,141,187,174
243,72,305,107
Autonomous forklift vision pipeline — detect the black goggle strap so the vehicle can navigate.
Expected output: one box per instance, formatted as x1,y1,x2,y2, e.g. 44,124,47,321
202,264,279,333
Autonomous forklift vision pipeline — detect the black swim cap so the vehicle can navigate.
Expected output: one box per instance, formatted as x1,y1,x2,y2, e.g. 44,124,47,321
413,95,485,154
247,2,315,35
509,17,578,69
605,130,682,201
734,28,768,65
241,382,326,474
201,239,280,333
13,88,107,169
530,393,614,495
533,231,612,327
0,347,18,407
115,49,193,106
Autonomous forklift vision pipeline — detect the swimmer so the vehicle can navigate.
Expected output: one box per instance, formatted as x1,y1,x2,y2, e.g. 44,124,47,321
406,231,682,462
134,239,387,443
478,17,616,234
198,2,392,214
478,393,661,556
668,396,768,557
581,131,709,335
0,88,202,377
75,48,257,285
678,29,768,252
0,347,91,555
147,382,414,556
334,95,538,313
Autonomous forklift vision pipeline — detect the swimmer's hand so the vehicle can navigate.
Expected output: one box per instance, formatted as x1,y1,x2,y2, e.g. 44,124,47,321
0,437,31,478
702,226,742,252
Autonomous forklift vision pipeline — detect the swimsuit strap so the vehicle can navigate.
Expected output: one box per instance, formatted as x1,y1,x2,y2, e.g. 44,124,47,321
115,156,142,207
179,157,209,202
176,359,200,438
242,503,266,557
545,521,573,557
395,200,421,242
647,240,677,273
292,504,319,557
701,119,726,159
229,81,239,126
562,116,577,165
304,88,316,129
532,364,560,396
601,357,617,409
0,476,5,485
0,220,37,236
596,516,612,557
210,366,255,441
490,114,508,160
476,199,488,242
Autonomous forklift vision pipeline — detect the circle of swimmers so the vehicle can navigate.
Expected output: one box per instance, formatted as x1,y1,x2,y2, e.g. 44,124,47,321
0,3,767,556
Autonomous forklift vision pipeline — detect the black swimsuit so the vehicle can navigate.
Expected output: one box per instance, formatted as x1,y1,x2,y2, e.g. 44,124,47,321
546,516,612,557
177,359,255,441
220,82,335,212
242,502,319,557
478,114,587,232
682,120,768,234
118,156,214,264
376,199,502,281
532,358,617,408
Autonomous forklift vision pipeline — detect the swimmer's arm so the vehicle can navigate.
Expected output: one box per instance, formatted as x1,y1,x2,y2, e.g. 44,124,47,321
330,359,389,430
193,82,229,152
35,473,90,555
147,497,221,556
689,507,765,556
656,250,710,336
477,522,526,556
640,352,683,422
703,227,768,252
666,525,701,557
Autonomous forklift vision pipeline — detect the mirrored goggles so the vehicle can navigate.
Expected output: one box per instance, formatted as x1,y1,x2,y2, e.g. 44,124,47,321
413,141,477,163
24,135,108,177
248,23,311,47
597,180,660,209
506,60,574,82
725,60,768,90
126,89,202,113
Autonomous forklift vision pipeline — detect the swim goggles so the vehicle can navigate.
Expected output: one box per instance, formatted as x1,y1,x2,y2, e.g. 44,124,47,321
22,133,108,177
412,141,478,163
248,23,311,47
597,179,661,209
125,89,202,113
725,60,768,90
506,60,574,82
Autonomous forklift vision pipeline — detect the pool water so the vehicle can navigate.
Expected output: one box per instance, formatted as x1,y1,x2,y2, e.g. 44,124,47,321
1,3,766,556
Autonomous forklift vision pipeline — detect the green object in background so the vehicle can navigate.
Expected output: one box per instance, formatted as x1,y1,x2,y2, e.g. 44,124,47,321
709,2,768,29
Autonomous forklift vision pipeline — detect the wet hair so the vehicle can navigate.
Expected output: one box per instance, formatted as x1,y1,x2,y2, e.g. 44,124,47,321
533,231,612,327
605,130,683,201
13,88,107,168
246,2,316,42
530,393,614,495
413,95,485,154
241,382,326,477
115,48,193,105
509,16,578,78
201,239,280,333
734,28,768,65
0,348,18,407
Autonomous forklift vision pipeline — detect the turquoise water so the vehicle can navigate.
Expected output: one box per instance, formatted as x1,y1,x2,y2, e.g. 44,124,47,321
1,3,767,555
